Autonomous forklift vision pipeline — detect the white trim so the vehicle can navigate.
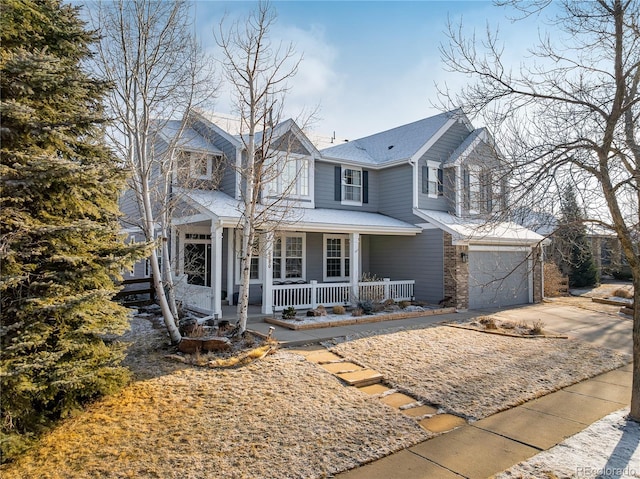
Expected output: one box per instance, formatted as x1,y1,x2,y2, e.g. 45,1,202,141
415,222,439,230
319,156,410,170
323,234,351,282
226,227,235,305
449,129,488,167
172,213,213,226
410,117,458,163
455,166,462,217
468,244,532,252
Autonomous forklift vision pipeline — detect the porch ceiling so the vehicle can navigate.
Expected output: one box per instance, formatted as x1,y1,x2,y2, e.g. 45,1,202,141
176,188,422,235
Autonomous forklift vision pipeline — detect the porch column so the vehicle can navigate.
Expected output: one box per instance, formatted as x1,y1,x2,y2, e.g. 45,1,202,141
349,232,360,303
227,228,235,306
261,231,274,315
211,221,223,319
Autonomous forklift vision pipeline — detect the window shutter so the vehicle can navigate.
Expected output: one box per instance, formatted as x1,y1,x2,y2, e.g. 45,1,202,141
334,166,341,201
438,168,444,196
422,166,429,194
363,170,369,204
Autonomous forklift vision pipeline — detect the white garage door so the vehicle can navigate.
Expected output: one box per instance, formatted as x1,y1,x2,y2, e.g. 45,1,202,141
468,250,530,309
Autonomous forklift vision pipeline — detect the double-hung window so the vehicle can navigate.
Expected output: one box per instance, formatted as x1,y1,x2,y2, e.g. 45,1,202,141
235,232,261,284
324,235,350,281
463,166,480,214
272,234,305,281
422,163,443,198
342,167,362,204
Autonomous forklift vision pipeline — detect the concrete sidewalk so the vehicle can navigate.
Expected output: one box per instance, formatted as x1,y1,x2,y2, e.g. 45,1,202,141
336,363,632,478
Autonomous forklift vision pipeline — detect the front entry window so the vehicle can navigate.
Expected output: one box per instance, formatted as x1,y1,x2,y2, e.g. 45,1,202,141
183,234,212,286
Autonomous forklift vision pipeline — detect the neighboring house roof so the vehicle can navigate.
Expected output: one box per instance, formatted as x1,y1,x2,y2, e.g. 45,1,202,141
177,188,422,235
321,110,460,166
415,209,546,245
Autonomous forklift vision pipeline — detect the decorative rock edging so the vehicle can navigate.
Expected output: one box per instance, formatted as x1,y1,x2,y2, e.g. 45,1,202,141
265,307,456,330
447,323,568,339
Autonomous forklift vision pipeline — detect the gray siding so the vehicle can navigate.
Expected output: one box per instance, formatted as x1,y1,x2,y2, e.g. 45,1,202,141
377,164,414,223
369,229,444,304
305,232,324,281
418,121,470,211
314,161,379,212
192,119,238,196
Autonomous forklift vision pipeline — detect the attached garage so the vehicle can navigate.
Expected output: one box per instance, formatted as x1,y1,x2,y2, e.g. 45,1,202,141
468,247,531,310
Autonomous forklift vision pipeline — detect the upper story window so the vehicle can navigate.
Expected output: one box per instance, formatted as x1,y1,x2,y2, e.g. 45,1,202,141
422,163,443,198
185,151,222,181
264,153,311,200
463,166,481,214
334,166,369,206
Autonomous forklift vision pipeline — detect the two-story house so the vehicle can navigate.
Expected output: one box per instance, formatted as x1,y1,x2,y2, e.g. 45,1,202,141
134,108,544,318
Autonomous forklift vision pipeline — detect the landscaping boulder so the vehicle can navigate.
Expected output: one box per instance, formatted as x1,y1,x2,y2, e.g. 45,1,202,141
178,336,231,354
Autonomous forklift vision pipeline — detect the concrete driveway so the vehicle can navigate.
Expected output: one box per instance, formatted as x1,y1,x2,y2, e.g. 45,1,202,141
485,298,633,354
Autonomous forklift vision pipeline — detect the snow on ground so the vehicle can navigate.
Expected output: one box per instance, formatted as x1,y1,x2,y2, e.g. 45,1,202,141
497,408,640,479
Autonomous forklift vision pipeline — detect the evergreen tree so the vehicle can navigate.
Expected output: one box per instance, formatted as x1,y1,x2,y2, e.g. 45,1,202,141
557,185,599,288
0,0,144,461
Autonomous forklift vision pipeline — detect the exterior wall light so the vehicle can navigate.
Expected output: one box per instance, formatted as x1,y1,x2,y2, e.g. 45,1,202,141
460,252,468,263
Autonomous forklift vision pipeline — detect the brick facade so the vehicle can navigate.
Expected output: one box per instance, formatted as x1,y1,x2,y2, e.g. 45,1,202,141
443,232,469,310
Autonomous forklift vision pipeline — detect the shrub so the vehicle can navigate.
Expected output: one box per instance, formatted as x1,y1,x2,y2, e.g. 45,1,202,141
613,288,633,299
282,307,296,320
398,300,411,309
478,316,497,330
357,300,374,314
332,305,346,315
544,262,568,297
530,320,545,335
351,308,364,317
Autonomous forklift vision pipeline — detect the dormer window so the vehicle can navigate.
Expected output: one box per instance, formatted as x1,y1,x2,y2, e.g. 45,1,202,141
264,153,311,200
187,151,220,180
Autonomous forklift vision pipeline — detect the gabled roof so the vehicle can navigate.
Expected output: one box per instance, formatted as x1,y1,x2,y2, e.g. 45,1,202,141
320,110,463,166
176,188,422,235
415,209,546,246
156,120,223,154
446,128,487,166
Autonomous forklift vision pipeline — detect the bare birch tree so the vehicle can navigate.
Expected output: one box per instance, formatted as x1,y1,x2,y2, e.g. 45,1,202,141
91,0,214,343
440,0,640,419
216,1,306,334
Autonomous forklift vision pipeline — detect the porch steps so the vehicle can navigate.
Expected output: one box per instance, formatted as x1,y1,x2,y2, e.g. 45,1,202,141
293,346,468,434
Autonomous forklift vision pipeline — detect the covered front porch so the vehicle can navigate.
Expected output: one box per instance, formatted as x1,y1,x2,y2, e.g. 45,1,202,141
171,189,422,318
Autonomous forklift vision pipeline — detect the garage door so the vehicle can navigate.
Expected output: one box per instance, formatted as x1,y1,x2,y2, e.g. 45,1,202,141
468,250,530,309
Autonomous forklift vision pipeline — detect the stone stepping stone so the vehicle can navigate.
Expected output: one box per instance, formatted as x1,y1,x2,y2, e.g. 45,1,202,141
336,369,384,387
419,414,467,433
357,384,392,395
305,351,343,364
380,392,416,409
321,362,364,374
402,404,438,418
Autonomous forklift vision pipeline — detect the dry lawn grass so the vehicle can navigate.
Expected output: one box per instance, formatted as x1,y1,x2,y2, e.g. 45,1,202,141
1,316,428,479
331,327,630,420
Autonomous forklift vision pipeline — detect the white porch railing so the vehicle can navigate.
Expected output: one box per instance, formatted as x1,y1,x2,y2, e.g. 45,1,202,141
174,274,214,314
272,279,415,311
175,274,415,313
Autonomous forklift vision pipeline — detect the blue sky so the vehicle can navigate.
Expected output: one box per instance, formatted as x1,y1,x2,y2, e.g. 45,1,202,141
193,1,547,139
